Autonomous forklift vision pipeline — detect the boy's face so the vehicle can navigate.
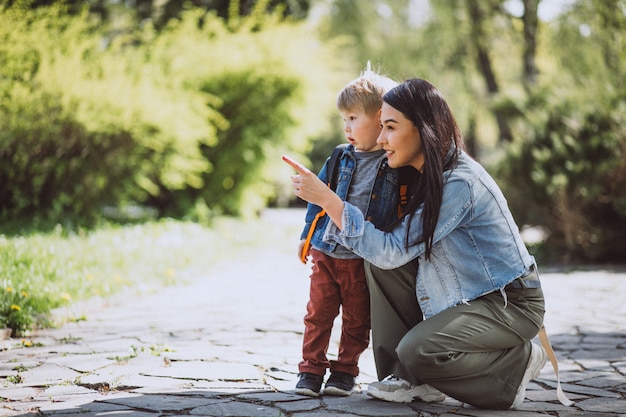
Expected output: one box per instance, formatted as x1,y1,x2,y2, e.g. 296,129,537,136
339,109,383,152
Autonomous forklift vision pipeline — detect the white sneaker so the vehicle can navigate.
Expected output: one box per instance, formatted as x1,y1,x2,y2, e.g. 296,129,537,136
367,376,445,403
511,342,547,408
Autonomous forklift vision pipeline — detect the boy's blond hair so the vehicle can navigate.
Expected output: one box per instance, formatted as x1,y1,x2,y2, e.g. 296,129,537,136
336,62,398,116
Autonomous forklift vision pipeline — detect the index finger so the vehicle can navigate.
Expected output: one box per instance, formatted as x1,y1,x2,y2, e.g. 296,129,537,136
282,155,312,174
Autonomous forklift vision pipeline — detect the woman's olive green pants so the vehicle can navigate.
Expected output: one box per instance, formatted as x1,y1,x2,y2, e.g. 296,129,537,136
365,259,545,409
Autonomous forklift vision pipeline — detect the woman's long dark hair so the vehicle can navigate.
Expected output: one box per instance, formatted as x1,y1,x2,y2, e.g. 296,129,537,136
384,78,464,260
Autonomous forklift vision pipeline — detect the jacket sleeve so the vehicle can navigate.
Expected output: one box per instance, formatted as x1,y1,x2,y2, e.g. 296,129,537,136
324,178,473,269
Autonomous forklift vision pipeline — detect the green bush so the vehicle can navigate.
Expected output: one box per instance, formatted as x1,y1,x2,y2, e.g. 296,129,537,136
496,93,626,263
0,88,152,224
0,5,194,222
194,70,299,216
0,286,35,335
0,5,344,223
139,8,346,218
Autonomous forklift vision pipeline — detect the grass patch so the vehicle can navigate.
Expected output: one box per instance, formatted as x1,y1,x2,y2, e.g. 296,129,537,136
0,211,300,336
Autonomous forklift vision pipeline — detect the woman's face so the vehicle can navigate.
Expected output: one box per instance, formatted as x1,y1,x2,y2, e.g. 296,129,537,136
378,102,424,171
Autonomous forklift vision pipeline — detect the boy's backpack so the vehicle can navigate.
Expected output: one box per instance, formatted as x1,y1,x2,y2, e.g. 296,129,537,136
299,144,347,263
326,143,349,191
299,144,408,264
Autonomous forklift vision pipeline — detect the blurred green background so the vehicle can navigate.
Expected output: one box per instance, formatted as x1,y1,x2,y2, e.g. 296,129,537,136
1,0,625,263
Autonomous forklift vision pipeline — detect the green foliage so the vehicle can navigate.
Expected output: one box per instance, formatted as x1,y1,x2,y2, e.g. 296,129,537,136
0,3,343,223
137,7,345,217
496,92,626,263
0,5,198,222
551,0,626,91
492,0,626,264
198,70,300,216
0,88,151,224
0,286,35,335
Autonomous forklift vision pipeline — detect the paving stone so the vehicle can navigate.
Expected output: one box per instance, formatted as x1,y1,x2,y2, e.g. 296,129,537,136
266,377,299,392
46,353,117,373
188,400,283,416
613,383,626,393
452,406,552,416
0,369,18,379
237,391,307,402
143,361,262,381
545,381,622,398
551,411,605,417
47,401,144,416
37,395,109,413
75,352,165,388
117,373,196,390
569,349,626,361
38,343,95,356
292,413,360,417
0,358,42,372
576,397,626,413
518,401,578,412
0,386,40,401
101,393,223,412
35,385,98,400
187,380,271,391
274,398,323,412
583,334,626,343
577,375,626,388
0,401,44,416
538,371,586,383
325,394,421,416
18,363,81,386
574,359,614,371
524,389,588,403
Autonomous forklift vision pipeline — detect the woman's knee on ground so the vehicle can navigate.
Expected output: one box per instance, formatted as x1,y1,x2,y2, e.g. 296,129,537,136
395,335,439,381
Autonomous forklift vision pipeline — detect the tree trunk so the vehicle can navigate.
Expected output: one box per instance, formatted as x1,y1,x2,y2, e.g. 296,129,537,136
467,1,513,143
522,0,540,90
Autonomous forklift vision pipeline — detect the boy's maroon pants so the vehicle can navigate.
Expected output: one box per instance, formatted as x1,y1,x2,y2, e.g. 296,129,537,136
298,249,371,377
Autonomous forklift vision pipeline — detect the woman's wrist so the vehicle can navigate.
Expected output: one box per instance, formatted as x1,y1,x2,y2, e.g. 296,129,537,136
322,193,345,230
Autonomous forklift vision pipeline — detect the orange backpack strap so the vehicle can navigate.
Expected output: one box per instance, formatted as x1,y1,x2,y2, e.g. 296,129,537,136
300,144,346,264
398,184,408,218
300,210,325,264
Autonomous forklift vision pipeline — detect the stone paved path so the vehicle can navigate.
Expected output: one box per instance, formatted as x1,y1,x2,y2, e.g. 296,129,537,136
1,208,625,417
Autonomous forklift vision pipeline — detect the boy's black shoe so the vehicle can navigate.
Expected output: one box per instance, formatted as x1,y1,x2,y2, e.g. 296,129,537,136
295,372,324,397
323,371,355,396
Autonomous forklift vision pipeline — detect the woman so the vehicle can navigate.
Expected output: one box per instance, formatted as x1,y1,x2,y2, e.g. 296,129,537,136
283,78,547,410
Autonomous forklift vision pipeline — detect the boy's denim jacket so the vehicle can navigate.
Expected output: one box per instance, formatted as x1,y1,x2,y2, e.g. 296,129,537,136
300,144,401,254
324,150,535,318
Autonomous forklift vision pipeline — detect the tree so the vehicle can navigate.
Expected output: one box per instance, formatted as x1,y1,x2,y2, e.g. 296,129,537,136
466,1,513,143
521,0,540,89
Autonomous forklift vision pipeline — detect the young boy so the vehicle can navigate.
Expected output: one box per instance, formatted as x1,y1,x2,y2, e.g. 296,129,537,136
295,67,403,397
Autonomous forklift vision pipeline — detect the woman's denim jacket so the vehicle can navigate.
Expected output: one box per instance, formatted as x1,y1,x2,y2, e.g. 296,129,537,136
300,144,401,254
324,150,535,318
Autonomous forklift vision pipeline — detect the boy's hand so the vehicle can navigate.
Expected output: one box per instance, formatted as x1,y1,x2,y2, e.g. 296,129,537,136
282,155,312,175
283,154,345,231
282,155,331,207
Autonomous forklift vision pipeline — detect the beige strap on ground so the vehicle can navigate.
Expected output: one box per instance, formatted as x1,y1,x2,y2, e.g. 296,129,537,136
537,325,575,406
